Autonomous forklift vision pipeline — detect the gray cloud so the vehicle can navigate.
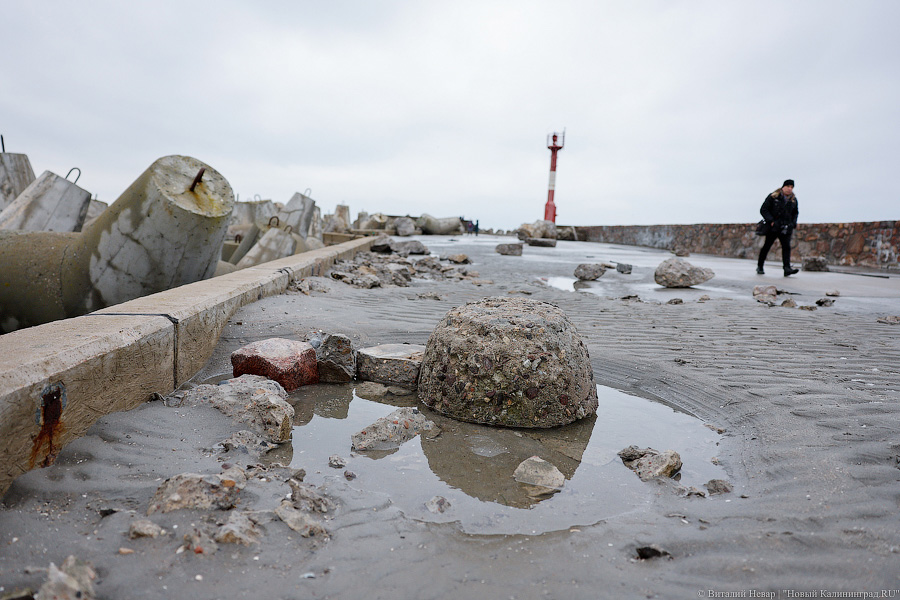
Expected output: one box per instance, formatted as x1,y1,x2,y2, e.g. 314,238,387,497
3,1,897,230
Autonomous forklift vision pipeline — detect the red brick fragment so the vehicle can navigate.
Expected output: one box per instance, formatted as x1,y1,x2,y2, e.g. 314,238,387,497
231,338,318,392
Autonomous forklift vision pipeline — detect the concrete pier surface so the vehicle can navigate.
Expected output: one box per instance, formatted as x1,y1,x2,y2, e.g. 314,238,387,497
1,235,899,598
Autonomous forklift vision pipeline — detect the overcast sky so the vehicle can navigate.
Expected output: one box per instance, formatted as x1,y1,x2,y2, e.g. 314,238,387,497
3,1,898,231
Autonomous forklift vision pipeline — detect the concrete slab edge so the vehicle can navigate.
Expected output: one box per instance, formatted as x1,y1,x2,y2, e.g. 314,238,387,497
0,236,375,495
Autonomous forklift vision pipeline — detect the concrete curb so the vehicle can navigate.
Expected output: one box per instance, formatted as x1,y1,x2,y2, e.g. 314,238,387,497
0,236,374,495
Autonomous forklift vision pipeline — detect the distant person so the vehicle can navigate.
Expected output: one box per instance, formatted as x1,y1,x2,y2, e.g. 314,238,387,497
757,179,799,276
474,220,479,236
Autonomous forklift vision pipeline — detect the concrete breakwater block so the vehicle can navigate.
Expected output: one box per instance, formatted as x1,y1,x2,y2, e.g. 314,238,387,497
232,338,318,392
357,343,426,388
234,226,296,269
0,152,35,211
417,296,598,428
0,170,91,232
495,243,523,256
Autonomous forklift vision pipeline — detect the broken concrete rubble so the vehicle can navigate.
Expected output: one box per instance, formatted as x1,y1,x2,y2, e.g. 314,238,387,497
574,263,606,280
183,375,295,444
654,258,714,288
35,555,96,600
147,466,248,514
513,456,565,497
618,445,682,481
357,343,426,388
495,242,523,256
351,406,436,451
315,333,357,383
326,247,482,288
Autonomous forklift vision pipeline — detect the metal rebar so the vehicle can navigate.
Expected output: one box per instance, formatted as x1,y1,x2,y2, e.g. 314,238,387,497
189,168,206,192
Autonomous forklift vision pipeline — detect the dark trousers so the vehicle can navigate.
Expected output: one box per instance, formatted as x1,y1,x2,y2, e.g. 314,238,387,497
758,229,793,270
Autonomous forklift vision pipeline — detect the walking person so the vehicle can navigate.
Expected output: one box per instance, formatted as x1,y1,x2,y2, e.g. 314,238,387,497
757,179,799,276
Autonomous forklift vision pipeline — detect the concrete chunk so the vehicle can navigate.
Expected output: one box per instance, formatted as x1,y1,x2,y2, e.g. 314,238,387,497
357,343,426,388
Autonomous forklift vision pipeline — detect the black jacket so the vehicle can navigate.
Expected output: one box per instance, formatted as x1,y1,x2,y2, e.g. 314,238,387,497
760,189,799,230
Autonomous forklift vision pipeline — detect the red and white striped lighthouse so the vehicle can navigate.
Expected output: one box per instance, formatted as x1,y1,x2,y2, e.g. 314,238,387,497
544,130,565,222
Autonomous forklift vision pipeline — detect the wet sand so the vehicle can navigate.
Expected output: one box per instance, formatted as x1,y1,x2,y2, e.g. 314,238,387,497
2,236,899,599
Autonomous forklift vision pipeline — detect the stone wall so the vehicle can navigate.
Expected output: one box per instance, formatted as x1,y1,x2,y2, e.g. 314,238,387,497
571,221,899,270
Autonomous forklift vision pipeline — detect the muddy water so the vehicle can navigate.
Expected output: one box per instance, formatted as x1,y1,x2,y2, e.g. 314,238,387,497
264,383,725,535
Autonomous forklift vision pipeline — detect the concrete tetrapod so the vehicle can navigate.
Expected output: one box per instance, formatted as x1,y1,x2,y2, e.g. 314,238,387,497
0,155,234,332
0,151,36,212
0,170,92,232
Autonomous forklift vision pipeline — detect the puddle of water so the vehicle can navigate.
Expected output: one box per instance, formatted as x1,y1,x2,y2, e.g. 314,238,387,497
273,383,726,535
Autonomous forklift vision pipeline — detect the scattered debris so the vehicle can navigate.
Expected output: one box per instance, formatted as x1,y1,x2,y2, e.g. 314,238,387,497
816,298,835,307
147,466,247,514
513,456,565,497
275,502,329,539
35,556,96,600
753,285,778,304
184,375,294,444
351,407,436,451
705,479,734,495
215,511,262,546
446,253,470,264
802,256,829,271
315,333,357,383
183,528,218,556
654,258,714,288
414,291,444,300
357,343,426,388
425,496,451,514
128,518,165,539
328,455,347,468
219,430,279,457
574,263,606,281
618,446,682,481
495,243,523,256
876,315,900,325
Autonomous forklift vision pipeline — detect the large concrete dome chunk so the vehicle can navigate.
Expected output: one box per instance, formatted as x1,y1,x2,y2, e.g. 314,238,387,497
417,297,598,428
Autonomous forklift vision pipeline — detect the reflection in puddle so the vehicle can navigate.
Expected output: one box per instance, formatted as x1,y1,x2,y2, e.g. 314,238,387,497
280,383,726,535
